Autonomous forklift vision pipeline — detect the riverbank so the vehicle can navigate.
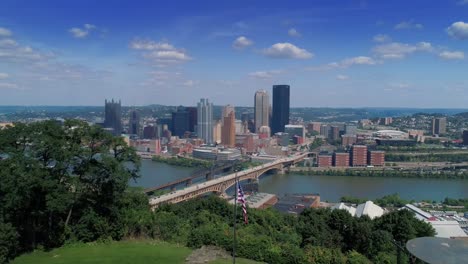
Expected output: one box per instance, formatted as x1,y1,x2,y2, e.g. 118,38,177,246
290,167,468,179
151,155,213,168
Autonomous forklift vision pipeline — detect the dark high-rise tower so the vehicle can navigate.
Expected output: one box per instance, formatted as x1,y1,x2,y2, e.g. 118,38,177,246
186,106,198,133
104,99,122,136
171,106,190,138
271,85,290,134
129,109,140,136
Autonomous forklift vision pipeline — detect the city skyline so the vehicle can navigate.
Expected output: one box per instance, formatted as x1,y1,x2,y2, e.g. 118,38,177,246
1,1,468,107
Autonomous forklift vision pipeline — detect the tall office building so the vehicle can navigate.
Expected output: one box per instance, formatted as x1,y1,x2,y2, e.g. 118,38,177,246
221,105,236,147
432,117,447,136
104,99,122,136
129,109,140,136
254,90,270,133
197,98,214,144
187,107,198,133
463,130,468,145
171,106,190,138
271,85,290,134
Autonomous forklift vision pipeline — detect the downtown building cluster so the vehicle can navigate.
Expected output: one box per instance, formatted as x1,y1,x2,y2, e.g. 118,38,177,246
101,85,305,161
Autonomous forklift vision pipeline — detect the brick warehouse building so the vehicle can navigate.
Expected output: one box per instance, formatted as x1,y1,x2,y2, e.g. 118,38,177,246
350,145,367,167
368,150,385,166
333,152,350,167
317,154,333,167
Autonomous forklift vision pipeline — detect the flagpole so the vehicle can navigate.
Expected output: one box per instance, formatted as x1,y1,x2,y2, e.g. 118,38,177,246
232,174,238,264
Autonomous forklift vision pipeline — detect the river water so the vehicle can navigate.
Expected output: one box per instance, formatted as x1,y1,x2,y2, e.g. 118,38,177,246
134,160,468,202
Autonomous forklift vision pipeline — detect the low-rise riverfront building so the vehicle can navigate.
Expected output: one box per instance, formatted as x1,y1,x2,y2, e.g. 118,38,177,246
192,146,241,161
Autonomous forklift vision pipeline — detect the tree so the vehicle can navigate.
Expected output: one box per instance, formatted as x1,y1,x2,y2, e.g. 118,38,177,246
0,120,140,256
0,221,19,264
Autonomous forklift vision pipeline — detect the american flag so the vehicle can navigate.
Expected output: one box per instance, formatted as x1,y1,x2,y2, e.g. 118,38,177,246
236,181,248,224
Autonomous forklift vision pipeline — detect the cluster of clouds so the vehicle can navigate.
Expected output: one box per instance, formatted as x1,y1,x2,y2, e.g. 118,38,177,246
130,39,192,66
394,20,423,30
373,40,464,60
68,24,105,39
446,22,468,40
0,25,115,93
262,42,313,59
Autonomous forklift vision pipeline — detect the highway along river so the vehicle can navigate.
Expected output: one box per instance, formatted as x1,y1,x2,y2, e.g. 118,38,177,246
132,160,468,202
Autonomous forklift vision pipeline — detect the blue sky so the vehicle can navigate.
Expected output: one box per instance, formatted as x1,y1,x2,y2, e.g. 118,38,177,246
0,0,468,107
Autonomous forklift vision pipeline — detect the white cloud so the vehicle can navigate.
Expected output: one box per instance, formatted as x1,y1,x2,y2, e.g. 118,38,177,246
373,34,391,43
68,24,97,38
0,82,18,89
439,51,465,60
0,73,8,79
373,42,433,59
130,39,176,51
0,45,53,62
232,36,253,50
262,42,313,59
130,39,191,65
0,27,12,37
0,38,18,48
336,74,349,80
288,28,301,37
446,22,468,40
457,0,468,5
394,20,423,30
330,56,377,68
248,70,282,79
144,50,191,61
69,28,88,38
182,80,197,87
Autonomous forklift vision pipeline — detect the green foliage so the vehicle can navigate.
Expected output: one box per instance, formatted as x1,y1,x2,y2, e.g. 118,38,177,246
374,210,435,244
297,168,468,180
345,250,371,264
0,120,140,260
152,155,212,168
385,152,468,162
304,245,346,264
309,138,324,150
0,221,19,264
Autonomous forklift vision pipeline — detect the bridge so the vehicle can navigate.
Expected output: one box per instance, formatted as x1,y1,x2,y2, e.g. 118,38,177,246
143,161,237,194
149,153,308,209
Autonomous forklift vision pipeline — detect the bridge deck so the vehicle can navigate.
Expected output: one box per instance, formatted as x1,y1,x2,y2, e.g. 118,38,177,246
149,153,307,206
143,162,235,193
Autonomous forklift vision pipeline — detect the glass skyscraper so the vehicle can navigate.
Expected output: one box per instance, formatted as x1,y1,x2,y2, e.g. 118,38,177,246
104,99,122,136
197,98,213,144
254,90,270,133
271,85,290,134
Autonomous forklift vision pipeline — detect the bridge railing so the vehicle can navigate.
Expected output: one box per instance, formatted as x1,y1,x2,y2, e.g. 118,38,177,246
149,154,308,206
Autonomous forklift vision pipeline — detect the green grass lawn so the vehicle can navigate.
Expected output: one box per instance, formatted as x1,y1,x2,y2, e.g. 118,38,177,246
12,240,192,264
12,240,262,264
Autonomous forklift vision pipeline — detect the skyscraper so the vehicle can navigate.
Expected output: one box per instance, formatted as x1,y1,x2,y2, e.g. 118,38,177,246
129,109,140,136
104,99,122,136
197,98,213,144
221,105,235,147
432,117,446,136
187,106,198,133
171,106,190,138
254,90,270,133
271,85,290,134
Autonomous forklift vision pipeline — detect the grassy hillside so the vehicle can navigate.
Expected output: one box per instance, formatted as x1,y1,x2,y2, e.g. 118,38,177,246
12,240,259,264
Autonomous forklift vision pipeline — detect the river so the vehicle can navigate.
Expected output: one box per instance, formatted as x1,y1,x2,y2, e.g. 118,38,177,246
134,160,468,202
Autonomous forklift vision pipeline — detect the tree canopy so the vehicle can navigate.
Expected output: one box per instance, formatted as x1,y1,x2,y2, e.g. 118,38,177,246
0,120,140,262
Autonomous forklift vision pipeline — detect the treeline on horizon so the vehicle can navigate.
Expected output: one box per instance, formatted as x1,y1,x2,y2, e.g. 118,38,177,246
0,121,436,264
297,168,468,180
